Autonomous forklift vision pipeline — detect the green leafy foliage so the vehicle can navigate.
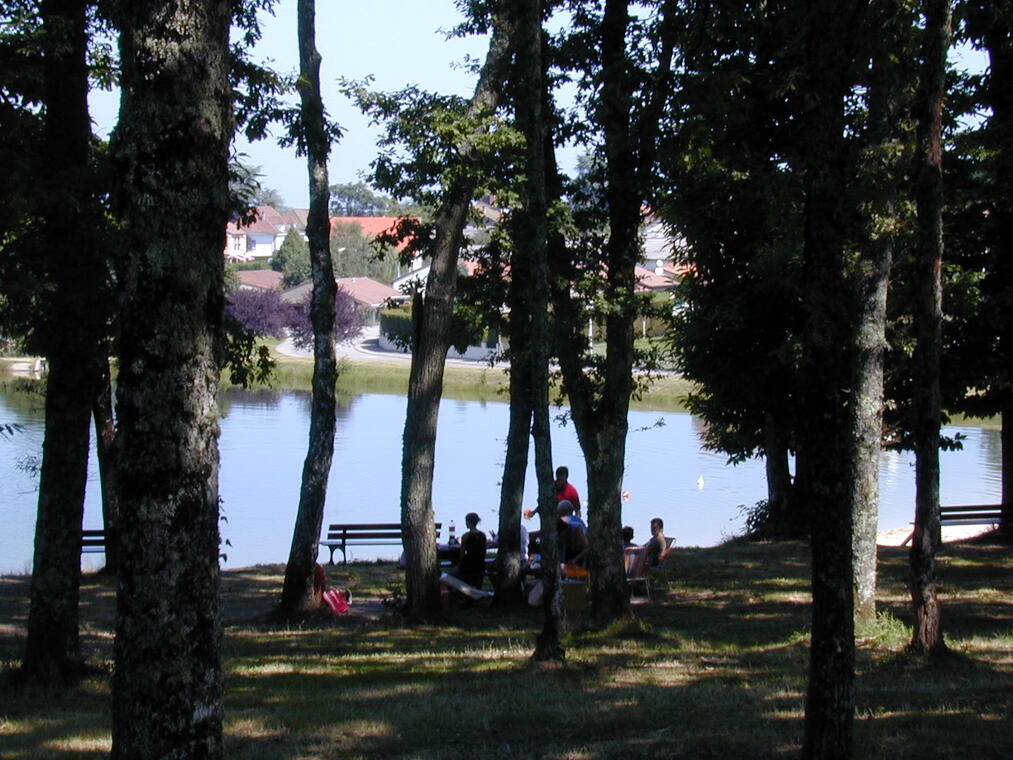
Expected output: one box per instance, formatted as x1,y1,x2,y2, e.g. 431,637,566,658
331,220,401,282
276,227,311,285
378,297,490,355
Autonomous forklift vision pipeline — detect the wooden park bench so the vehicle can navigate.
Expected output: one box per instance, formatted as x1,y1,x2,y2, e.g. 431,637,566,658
81,529,106,555
321,522,442,564
902,504,1007,546
938,504,1006,527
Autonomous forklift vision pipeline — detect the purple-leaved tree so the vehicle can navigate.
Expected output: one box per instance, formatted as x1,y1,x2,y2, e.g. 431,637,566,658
225,288,289,339
287,288,364,351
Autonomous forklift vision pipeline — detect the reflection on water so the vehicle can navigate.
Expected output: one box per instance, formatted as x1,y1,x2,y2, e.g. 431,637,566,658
0,382,1002,574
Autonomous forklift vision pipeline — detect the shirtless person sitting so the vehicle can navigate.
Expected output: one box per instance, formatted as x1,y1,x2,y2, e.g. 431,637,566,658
644,517,667,568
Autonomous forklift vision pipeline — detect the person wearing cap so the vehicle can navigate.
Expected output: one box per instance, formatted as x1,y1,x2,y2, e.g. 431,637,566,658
557,499,588,536
451,511,488,589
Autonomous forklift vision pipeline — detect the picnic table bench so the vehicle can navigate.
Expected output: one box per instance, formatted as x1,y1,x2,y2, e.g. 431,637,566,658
321,522,442,564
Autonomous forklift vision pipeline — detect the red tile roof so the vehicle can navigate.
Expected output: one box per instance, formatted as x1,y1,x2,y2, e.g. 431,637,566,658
331,217,416,250
336,277,402,307
236,270,283,291
634,265,676,292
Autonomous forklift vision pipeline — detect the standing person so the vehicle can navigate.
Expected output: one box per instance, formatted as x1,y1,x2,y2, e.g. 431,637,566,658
451,512,488,589
554,465,582,517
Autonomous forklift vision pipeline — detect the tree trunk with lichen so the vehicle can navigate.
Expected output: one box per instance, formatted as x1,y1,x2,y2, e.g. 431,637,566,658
494,238,533,606
93,357,119,576
548,0,677,626
19,0,104,690
279,0,337,618
109,1,232,756
798,2,864,757
401,15,514,622
851,0,908,629
909,0,951,656
984,6,1013,538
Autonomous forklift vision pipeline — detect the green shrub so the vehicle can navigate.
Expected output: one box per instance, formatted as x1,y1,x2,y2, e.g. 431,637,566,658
379,305,414,350
379,303,498,353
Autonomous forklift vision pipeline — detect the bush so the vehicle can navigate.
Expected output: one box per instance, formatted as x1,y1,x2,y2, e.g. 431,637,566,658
287,288,364,351
379,305,414,350
378,303,497,353
225,289,289,339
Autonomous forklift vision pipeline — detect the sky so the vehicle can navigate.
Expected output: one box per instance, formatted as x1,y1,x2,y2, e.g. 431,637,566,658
89,1,492,210
86,4,990,211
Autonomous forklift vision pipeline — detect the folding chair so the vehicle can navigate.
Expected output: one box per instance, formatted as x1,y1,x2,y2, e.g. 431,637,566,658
625,538,674,600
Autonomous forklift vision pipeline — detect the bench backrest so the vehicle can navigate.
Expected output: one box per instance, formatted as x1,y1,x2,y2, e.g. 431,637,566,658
939,504,1003,516
326,523,443,541
81,530,105,547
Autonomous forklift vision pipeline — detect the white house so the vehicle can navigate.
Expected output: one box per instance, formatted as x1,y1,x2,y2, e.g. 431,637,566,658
224,206,308,262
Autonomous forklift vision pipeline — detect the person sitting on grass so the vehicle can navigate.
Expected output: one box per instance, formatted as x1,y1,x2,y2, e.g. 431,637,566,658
450,512,488,589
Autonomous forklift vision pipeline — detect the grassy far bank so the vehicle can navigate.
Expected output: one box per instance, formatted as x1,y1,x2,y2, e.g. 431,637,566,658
1,536,1010,759
8,352,1002,426
260,341,700,413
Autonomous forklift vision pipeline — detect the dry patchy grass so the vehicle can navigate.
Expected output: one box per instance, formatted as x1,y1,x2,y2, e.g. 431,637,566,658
1,537,1011,759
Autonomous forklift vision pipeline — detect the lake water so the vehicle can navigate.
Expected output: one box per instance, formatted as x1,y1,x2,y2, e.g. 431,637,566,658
0,383,1003,574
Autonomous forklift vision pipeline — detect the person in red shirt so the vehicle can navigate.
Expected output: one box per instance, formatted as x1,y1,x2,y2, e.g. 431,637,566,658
554,465,582,518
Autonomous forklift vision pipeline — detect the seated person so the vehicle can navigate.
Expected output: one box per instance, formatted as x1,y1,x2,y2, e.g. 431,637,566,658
622,525,635,547
644,517,667,568
558,517,590,568
557,500,589,535
450,511,487,589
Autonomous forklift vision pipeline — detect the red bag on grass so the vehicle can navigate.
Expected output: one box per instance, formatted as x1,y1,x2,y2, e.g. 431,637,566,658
322,588,350,615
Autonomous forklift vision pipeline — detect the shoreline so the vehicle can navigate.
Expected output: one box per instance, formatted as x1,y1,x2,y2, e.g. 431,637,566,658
875,523,997,547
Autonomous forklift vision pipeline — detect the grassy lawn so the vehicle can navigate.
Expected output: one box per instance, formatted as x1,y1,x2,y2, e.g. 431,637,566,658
1,536,1011,758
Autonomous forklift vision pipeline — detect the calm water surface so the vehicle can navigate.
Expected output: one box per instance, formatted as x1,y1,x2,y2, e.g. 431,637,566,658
1,384,1002,574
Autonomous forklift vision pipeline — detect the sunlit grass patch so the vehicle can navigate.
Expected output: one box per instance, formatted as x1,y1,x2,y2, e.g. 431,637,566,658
41,732,111,754
856,611,912,651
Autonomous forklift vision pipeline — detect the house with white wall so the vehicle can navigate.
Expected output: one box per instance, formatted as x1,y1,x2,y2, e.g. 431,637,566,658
224,206,308,262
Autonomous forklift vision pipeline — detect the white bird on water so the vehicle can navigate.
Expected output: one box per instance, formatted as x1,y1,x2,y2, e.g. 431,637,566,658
696,475,705,490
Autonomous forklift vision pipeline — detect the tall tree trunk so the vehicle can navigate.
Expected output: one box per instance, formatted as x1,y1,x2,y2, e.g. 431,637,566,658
511,0,564,660
18,0,100,689
909,0,951,655
109,1,232,756
984,6,1013,537
763,416,798,536
279,0,337,618
93,356,119,576
798,2,865,757
400,15,514,622
852,0,907,628
546,0,677,627
494,211,534,605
